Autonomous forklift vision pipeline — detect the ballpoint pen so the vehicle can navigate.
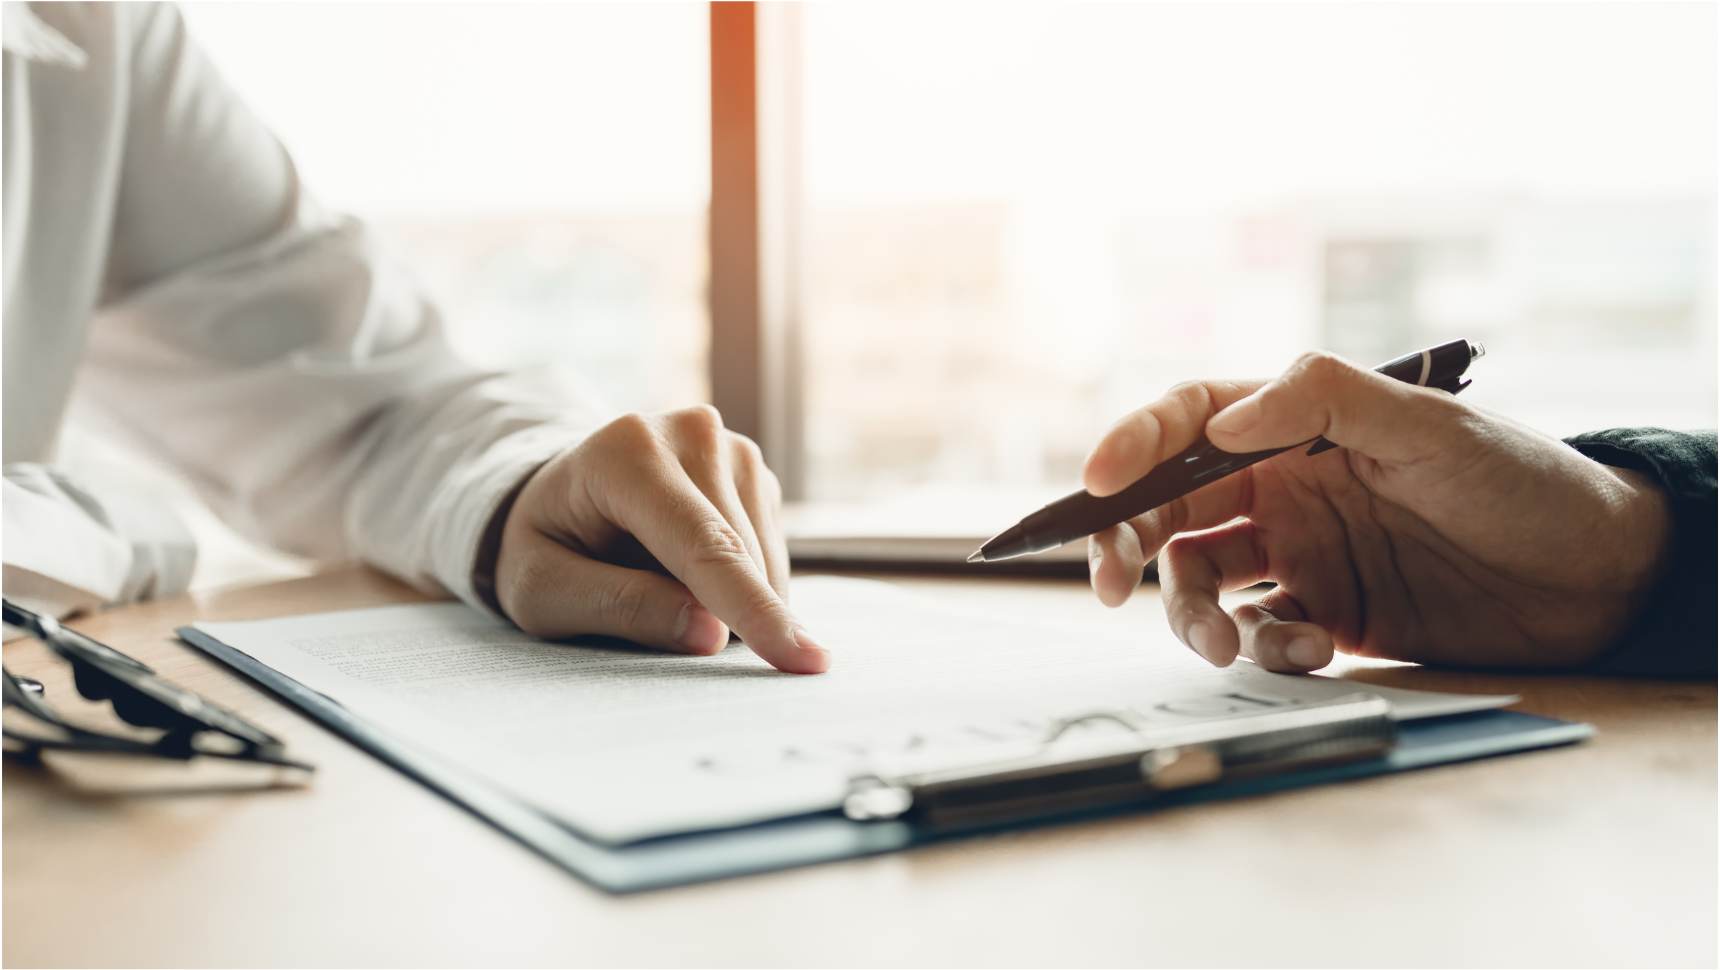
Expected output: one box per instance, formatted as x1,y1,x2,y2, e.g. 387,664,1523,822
967,339,1485,564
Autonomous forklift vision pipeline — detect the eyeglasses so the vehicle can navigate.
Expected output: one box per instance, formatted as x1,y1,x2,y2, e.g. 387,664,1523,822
2,598,312,775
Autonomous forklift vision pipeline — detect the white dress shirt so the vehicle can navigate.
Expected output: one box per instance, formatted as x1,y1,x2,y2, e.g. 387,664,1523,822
2,2,598,617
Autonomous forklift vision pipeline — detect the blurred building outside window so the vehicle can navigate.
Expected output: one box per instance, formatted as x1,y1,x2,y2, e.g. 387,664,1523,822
796,2,1716,512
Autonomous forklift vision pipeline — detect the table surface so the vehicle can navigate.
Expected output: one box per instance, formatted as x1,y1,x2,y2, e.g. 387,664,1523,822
4,565,1715,968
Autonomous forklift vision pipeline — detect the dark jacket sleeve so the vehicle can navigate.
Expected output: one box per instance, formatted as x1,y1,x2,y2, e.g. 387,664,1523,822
1563,428,1717,678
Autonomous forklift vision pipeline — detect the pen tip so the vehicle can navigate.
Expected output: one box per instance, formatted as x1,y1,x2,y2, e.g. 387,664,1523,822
965,550,985,564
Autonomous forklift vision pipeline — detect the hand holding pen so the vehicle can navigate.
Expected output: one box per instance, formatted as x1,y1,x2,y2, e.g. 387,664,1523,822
1069,348,1673,673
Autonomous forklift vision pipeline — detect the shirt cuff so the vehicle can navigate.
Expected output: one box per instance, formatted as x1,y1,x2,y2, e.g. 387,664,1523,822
1564,428,1717,678
421,424,582,616
2,464,197,615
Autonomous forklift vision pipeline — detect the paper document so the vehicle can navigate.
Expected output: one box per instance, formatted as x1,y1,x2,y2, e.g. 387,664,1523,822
194,577,1514,844
786,495,1086,565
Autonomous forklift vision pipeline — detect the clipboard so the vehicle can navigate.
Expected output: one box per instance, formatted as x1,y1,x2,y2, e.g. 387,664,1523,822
178,625,1593,894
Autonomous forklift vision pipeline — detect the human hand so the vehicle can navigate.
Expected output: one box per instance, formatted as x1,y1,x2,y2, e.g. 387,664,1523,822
486,406,828,674
1082,353,1671,672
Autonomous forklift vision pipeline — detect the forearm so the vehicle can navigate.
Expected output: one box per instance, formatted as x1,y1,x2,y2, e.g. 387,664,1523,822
83,215,600,607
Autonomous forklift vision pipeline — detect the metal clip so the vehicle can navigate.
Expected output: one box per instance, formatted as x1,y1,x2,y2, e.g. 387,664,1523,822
843,694,1395,832
1139,744,1223,790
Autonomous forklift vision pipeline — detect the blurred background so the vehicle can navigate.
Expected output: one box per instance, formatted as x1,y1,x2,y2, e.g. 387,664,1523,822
182,1,1716,525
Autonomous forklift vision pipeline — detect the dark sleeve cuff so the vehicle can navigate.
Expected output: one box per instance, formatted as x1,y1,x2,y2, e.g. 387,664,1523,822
1564,428,1717,679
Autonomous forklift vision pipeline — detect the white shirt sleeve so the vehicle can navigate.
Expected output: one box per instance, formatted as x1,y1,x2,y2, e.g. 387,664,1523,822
55,4,601,610
2,463,195,620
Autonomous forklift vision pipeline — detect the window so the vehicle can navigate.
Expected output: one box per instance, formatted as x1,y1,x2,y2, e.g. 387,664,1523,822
792,2,1716,502
186,3,1716,514
183,2,710,414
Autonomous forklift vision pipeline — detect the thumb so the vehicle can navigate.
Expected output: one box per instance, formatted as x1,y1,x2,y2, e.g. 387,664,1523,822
1204,351,1468,464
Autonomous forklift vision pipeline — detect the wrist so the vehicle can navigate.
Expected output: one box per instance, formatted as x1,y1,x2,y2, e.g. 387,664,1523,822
1538,465,1673,667
471,463,546,618
1601,466,1673,615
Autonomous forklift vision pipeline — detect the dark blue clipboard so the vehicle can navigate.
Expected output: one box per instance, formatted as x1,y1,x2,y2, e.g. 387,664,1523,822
178,625,1594,894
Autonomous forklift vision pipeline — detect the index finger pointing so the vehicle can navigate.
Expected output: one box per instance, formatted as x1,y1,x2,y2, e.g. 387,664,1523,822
610,466,829,674
1082,379,1264,497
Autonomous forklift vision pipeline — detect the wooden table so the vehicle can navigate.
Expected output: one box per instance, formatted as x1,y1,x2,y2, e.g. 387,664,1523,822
4,566,1715,968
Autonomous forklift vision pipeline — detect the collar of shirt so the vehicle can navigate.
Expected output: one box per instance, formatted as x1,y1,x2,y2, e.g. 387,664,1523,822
2,3,87,69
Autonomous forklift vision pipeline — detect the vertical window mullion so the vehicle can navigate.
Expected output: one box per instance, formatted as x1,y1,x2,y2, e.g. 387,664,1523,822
709,2,764,442
709,0,806,499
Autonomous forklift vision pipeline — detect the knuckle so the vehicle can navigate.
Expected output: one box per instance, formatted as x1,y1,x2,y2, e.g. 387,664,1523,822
592,576,652,631
594,412,657,455
1291,350,1350,385
1158,535,1212,586
688,519,754,569
729,432,765,467
1229,602,1269,629
1167,380,1216,413
670,404,725,440
1162,534,1196,560
744,587,786,625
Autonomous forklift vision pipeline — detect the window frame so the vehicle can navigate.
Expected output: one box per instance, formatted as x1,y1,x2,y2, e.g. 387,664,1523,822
708,1,807,499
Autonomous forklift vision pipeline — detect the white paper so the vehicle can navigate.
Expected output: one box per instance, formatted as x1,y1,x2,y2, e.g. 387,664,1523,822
195,577,1515,844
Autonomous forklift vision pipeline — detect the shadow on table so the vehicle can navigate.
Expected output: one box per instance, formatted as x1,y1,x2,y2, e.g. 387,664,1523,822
3,752,312,801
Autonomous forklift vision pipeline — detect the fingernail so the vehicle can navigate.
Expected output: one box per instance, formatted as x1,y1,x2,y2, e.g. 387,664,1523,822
676,604,727,653
1208,396,1261,435
1186,620,1214,660
792,627,830,660
1286,636,1323,668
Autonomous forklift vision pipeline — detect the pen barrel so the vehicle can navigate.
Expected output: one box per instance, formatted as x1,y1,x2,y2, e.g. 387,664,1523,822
1023,490,1138,544
1023,438,1292,549
978,338,1482,561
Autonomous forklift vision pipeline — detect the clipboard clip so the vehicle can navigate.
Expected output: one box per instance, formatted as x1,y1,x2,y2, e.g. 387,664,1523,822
843,693,1396,832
